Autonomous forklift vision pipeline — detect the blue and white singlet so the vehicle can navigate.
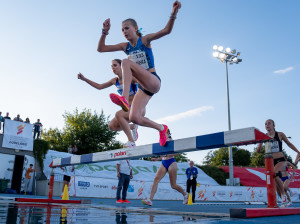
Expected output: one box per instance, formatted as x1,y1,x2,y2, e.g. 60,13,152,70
125,37,155,70
115,78,138,96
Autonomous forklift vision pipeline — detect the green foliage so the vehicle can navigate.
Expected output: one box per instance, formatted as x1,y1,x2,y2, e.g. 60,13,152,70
204,147,251,167
43,108,123,154
197,165,229,185
250,146,265,167
33,139,49,171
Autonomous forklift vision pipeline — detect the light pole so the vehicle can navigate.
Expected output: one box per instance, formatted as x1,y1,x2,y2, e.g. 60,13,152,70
212,45,242,186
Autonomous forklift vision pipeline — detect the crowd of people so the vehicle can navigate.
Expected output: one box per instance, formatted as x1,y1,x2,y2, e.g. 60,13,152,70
0,111,43,139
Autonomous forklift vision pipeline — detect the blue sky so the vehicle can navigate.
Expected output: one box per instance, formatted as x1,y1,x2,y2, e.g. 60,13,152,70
1,1,299,164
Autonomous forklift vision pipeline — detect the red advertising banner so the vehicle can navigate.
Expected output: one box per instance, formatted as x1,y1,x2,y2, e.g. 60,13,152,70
221,166,300,188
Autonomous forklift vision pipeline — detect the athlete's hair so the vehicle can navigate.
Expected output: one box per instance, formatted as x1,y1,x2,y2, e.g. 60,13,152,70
113,59,122,65
122,18,142,37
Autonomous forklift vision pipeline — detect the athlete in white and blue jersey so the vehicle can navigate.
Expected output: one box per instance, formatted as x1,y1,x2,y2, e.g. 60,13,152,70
77,59,139,148
98,1,181,147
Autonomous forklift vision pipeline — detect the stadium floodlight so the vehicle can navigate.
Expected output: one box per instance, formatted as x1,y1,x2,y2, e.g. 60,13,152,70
225,48,231,53
212,45,242,186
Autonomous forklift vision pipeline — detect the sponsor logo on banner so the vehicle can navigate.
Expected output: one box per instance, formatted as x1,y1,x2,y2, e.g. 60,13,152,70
2,120,34,151
198,189,207,200
110,150,127,158
94,184,108,188
159,189,170,194
17,124,25,135
138,182,145,196
217,190,226,196
128,185,134,192
78,181,90,187
234,191,243,196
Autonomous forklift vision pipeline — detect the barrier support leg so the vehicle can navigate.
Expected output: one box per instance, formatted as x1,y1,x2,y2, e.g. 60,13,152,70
48,168,55,200
264,153,277,208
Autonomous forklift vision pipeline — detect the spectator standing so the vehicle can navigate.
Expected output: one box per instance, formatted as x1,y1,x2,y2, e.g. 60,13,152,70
68,145,73,154
33,119,43,139
116,159,133,203
24,164,35,194
73,145,78,154
186,161,198,203
14,114,23,122
3,112,11,132
0,111,3,131
24,118,30,124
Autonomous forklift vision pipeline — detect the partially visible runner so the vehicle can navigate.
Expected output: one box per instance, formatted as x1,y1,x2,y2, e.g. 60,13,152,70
280,160,297,206
141,130,189,206
257,119,300,207
78,59,139,148
98,1,181,146
60,166,75,197
24,164,35,195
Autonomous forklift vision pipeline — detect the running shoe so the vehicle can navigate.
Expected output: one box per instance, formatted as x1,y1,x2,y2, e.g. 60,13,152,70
159,124,169,146
280,195,288,207
109,93,129,112
287,201,292,207
123,199,130,203
141,199,152,206
123,141,136,148
183,194,189,205
131,124,138,141
116,199,124,203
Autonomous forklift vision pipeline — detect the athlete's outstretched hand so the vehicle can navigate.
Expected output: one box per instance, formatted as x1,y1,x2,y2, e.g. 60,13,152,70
102,18,111,32
77,72,86,81
172,1,181,15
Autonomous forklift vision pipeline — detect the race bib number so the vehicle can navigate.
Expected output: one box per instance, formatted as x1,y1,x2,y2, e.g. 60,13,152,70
129,50,149,70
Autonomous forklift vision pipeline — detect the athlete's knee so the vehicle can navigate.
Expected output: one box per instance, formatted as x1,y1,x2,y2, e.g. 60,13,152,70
115,110,124,120
108,121,118,131
121,58,131,68
129,113,142,125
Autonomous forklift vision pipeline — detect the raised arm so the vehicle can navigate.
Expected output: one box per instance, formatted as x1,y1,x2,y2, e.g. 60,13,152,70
142,1,181,45
78,73,115,90
97,18,127,52
281,132,300,154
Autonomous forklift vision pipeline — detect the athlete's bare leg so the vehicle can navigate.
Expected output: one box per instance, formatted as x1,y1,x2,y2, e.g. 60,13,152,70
129,90,162,131
274,162,287,197
115,110,135,142
149,165,167,201
168,162,186,196
121,59,160,101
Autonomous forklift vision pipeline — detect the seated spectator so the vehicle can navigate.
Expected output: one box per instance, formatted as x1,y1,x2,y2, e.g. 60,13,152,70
73,145,78,154
24,118,30,124
14,114,23,122
0,111,3,131
68,145,73,154
33,119,43,139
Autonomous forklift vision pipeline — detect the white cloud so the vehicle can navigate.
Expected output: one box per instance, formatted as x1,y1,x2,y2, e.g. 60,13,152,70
273,66,294,74
155,106,214,124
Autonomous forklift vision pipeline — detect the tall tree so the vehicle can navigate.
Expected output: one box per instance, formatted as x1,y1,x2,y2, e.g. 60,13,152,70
43,108,122,154
204,147,251,167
